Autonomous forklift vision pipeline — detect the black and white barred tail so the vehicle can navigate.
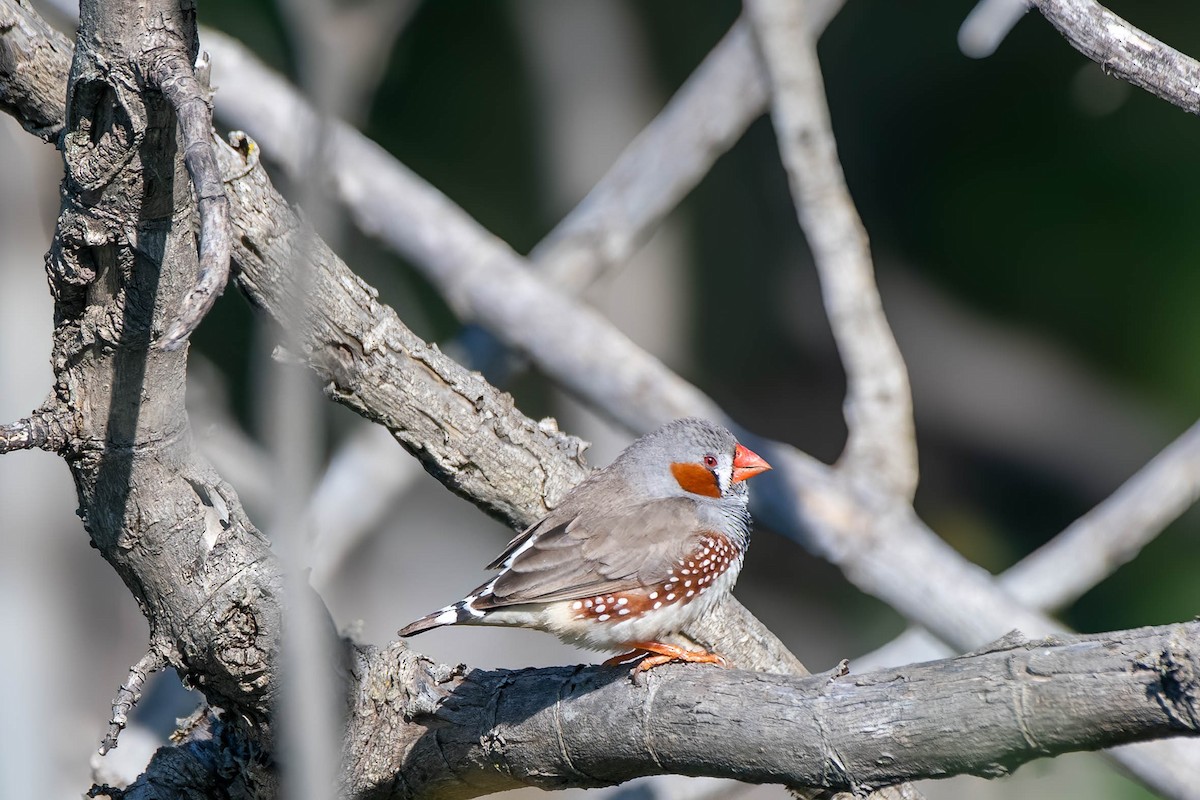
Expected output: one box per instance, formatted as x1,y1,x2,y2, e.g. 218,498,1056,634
398,595,486,637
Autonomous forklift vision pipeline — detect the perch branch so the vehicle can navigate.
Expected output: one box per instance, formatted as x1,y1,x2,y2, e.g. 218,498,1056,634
346,622,1200,798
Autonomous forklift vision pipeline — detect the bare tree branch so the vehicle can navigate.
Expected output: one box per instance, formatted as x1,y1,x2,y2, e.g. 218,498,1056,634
959,0,1029,59
525,18,766,294
99,649,166,756
6,2,1200,796
10,7,1196,791
746,0,917,500
0,404,72,453
198,7,1061,675
0,0,68,142
39,0,283,772
154,47,233,351
217,134,594,528
1033,0,1200,115
1004,416,1200,610
345,622,1200,799
864,415,1200,657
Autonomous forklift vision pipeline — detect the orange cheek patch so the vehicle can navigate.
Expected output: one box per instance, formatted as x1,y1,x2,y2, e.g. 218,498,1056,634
670,462,721,498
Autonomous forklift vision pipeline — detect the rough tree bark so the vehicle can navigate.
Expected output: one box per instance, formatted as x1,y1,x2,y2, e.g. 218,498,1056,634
28,0,282,791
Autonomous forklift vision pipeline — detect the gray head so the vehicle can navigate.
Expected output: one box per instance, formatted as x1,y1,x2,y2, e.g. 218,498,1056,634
612,417,771,505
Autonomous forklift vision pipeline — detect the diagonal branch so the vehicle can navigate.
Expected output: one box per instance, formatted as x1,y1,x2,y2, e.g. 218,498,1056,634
864,415,1200,672
1004,416,1200,610
1033,0,1200,115
0,0,69,142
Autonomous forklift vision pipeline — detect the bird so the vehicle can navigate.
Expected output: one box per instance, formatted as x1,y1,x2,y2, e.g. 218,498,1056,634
398,417,772,672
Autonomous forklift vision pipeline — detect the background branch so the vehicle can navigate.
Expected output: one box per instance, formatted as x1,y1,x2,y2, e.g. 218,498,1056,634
746,0,918,500
1033,0,1200,115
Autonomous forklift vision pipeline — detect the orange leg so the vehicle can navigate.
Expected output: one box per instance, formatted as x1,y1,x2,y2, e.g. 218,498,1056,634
604,641,728,673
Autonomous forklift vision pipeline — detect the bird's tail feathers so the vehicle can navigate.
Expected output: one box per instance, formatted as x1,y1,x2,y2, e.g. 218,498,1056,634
398,596,486,637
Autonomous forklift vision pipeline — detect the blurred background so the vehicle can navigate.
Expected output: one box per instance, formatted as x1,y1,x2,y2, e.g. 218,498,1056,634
1,0,1197,797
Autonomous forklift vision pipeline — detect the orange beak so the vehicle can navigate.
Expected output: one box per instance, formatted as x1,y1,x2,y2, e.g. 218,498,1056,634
731,443,772,483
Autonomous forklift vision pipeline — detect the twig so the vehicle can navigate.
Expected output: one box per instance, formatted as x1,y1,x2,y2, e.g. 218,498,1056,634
0,405,71,454
1033,0,1200,115
862,416,1200,665
526,18,767,294
746,0,917,501
154,49,232,351
98,650,166,756
1004,416,1200,609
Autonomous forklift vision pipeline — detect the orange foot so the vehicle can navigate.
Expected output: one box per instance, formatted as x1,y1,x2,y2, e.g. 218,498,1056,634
604,641,729,673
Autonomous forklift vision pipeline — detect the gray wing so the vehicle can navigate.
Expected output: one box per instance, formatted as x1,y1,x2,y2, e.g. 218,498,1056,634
474,496,703,609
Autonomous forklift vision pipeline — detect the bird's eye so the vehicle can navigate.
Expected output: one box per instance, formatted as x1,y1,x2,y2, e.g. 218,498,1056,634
703,454,718,468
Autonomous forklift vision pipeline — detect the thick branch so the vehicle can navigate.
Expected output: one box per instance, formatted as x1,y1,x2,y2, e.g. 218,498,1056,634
40,0,282,763
1033,0,1200,115
348,622,1200,798
218,134,592,528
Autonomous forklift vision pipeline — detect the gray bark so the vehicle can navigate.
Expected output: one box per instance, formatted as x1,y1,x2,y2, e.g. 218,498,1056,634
346,623,1200,798
1033,0,1200,116
32,0,283,786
